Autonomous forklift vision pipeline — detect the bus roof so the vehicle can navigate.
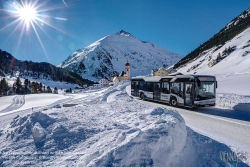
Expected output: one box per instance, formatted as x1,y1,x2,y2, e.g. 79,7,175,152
131,74,216,82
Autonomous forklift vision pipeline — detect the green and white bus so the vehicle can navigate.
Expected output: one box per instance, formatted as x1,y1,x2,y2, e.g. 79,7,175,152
131,74,217,108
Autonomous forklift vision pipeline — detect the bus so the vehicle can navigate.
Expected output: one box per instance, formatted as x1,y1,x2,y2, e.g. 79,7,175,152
131,74,217,108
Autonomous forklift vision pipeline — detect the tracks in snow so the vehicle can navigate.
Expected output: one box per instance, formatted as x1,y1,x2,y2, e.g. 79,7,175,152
0,95,25,113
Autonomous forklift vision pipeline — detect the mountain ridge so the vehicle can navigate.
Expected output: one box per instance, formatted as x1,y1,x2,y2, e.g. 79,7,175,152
174,7,250,69
175,20,250,95
59,30,183,81
0,49,96,86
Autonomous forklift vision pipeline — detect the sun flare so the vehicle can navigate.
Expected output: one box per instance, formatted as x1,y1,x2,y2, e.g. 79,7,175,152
1,0,68,61
18,5,37,23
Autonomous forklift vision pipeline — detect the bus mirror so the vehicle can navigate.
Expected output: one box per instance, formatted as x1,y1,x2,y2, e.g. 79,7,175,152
216,81,218,88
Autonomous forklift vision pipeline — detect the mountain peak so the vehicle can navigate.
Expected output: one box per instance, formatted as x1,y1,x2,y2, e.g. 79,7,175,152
59,30,182,82
116,30,132,37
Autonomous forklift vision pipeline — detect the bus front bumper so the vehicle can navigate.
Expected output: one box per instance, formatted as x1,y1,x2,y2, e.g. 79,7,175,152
194,99,216,107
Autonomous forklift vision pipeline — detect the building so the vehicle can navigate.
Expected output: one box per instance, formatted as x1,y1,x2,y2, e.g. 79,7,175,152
153,69,169,76
110,61,130,85
118,61,130,81
99,78,110,86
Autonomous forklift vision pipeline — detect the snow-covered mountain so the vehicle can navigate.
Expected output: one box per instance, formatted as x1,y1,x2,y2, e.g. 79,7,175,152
175,8,250,95
58,30,182,81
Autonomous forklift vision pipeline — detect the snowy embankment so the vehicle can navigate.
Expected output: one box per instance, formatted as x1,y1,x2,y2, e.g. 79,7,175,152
0,81,248,166
216,93,250,112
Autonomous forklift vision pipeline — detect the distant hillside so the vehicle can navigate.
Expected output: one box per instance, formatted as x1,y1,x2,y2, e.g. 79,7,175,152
0,49,95,86
58,30,182,81
174,8,250,69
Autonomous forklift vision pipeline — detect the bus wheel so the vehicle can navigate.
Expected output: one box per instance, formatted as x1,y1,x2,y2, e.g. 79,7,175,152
170,97,177,106
140,93,145,100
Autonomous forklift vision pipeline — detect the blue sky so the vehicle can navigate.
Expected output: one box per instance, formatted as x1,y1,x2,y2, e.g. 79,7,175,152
0,0,249,65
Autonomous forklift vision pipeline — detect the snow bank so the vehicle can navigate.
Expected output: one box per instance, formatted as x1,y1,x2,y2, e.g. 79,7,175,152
217,93,250,112
0,81,248,166
86,107,187,167
32,122,46,144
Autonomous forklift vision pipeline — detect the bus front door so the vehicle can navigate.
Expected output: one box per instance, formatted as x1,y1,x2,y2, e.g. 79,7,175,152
184,83,193,106
134,82,139,97
153,83,161,100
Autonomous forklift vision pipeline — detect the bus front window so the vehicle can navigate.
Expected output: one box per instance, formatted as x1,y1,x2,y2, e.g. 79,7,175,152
195,82,215,100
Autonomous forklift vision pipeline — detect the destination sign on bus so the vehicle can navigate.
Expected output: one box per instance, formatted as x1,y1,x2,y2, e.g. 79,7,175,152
161,78,170,82
198,77,215,81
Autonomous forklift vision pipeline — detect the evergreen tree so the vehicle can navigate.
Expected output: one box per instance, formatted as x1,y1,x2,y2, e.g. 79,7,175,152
15,77,22,94
47,86,52,93
0,78,8,95
24,79,29,94
216,53,222,62
30,82,39,93
53,87,58,94
39,82,43,93
24,79,29,87
15,77,22,88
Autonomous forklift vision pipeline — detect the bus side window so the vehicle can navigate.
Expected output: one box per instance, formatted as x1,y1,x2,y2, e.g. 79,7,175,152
170,83,180,94
149,83,153,92
143,83,147,91
171,86,178,94
180,82,184,97
138,82,143,90
162,82,170,94
146,83,153,92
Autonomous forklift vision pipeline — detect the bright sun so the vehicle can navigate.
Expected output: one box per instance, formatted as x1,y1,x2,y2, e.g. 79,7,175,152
18,5,37,25
2,0,68,59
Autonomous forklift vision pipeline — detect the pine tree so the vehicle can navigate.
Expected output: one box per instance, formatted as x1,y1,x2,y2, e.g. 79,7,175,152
39,83,43,93
53,87,58,94
15,77,22,94
24,79,29,87
15,77,22,88
0,78,8,95
47,86,52,93
216,53,222,62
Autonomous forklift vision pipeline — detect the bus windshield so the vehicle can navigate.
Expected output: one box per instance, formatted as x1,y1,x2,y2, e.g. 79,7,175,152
195,81,215,100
